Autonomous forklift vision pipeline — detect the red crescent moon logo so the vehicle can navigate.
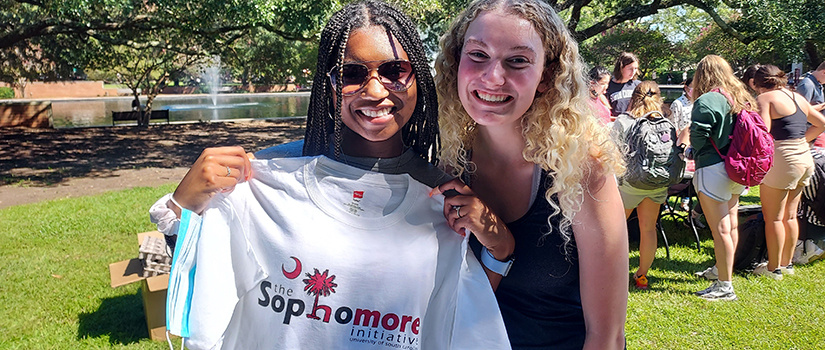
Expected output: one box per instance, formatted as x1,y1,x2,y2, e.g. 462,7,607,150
282,256,302,279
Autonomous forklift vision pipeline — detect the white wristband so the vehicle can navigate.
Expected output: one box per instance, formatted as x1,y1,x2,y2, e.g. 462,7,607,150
168,194,184,211
481,246,514,277
149,193,181,236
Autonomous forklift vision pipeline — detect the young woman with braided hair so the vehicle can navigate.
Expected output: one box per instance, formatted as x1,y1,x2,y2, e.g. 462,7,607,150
159,1,444,219
151,2,509,348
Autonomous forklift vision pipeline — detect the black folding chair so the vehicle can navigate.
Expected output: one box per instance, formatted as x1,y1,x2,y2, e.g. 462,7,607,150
658,176,702,258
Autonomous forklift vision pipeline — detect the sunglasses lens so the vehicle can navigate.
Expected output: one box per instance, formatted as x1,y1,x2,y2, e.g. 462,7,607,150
339,64,368,88
377,61,413,89
333,60,414,95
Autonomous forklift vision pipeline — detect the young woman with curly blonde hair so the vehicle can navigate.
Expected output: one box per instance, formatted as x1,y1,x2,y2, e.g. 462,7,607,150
430,0,628,348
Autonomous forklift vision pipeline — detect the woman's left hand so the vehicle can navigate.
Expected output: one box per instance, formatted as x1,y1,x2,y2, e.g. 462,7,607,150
430,178,515,261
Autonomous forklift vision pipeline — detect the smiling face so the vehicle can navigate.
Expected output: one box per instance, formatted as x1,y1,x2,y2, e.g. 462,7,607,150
457,10,546,128
338,25,417,156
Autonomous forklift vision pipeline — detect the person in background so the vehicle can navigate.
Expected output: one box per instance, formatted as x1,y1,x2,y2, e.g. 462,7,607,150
741,64,761,94
433,0,628,347
611,81,672,290
794,150,825,265
588,66,613,124
794,61,825,259
670,77,694,140
689,55,755,301
752,64,825,280
606,52,641,116
795,61,825,113
668,76,706,229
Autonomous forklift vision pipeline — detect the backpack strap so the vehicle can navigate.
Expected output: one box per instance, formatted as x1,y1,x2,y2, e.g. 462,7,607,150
709,138,726,159
710,87,734,107
711,87,754,111
707,87,737,158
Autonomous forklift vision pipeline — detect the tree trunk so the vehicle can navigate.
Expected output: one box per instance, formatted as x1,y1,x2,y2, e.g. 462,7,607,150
14,78,28,98
242,66,249,88
132,86,152,126
804,40,822,70
143,95,155,127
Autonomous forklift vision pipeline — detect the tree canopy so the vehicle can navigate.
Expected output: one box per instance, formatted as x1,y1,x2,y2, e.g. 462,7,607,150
3,0,823,91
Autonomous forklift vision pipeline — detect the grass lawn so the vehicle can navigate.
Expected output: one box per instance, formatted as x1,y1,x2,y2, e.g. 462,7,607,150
1,185,823,349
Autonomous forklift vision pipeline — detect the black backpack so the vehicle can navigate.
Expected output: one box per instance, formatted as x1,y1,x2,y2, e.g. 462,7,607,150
623,111,686,190
733,213,767,272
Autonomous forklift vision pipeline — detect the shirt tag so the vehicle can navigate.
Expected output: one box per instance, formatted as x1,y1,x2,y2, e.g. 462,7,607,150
343,190,365,216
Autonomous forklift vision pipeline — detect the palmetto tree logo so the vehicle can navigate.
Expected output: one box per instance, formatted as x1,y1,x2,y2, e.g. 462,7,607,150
303,268,338,320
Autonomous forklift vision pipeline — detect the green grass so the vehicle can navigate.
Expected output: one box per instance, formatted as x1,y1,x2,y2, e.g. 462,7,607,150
628,185,825,348
0,184,175,349
1,184,823,348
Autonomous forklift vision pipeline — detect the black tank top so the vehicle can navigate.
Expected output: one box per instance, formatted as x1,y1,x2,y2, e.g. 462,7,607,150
470,172,585,349
771,91,807,140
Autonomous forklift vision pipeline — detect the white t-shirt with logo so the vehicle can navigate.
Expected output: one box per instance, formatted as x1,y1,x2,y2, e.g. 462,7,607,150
171,156,509,350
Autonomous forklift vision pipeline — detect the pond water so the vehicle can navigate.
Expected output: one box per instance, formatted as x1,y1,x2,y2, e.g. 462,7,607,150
48,92,310,128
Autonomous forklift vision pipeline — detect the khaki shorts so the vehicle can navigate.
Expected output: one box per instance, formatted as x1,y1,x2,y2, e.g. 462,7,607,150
693,162,747,202
762,138,814,190
618,182,668,209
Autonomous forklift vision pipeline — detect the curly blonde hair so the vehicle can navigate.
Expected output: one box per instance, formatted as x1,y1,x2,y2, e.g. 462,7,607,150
626,80,664,119
692,55,756,113
434,0,624,247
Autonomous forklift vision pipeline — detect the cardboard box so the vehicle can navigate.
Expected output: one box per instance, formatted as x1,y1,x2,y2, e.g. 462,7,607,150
109,231,170,341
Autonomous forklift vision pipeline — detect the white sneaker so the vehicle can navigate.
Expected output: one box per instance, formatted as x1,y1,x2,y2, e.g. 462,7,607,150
696,282,737,301
806,240,825,262
694,265,718,280
780,264,795,276
793,240,825,265
753,262,783,280
694,281,718,296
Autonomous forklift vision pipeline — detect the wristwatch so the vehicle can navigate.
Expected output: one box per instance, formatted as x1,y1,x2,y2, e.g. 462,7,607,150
481,246,515,276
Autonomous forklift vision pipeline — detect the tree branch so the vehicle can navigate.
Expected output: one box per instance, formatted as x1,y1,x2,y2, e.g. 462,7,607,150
15,0,46,7
565,0,594,36
258,24,313,42
573,0,688,41
684,0,758,44
0,16,159,50
0,14,311,50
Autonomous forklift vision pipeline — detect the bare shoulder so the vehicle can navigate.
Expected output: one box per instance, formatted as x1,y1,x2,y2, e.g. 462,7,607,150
757,90,780,102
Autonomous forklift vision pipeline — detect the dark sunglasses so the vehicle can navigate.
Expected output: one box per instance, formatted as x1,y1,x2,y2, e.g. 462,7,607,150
328,59,415,96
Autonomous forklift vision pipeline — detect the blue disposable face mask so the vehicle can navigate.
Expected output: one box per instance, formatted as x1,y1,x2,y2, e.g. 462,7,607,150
166,209,203,342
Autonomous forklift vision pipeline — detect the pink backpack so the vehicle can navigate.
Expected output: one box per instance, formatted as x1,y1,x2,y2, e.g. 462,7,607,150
709,88,774,186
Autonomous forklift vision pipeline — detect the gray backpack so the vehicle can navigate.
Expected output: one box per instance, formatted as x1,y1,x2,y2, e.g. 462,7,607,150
623,111,685,190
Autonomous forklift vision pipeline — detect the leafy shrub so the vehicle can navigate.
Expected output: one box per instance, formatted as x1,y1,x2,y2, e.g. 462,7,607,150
0,87,14,99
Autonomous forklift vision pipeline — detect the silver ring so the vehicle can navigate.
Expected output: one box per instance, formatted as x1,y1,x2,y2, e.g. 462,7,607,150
225,166,232,177
453,205,462,218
